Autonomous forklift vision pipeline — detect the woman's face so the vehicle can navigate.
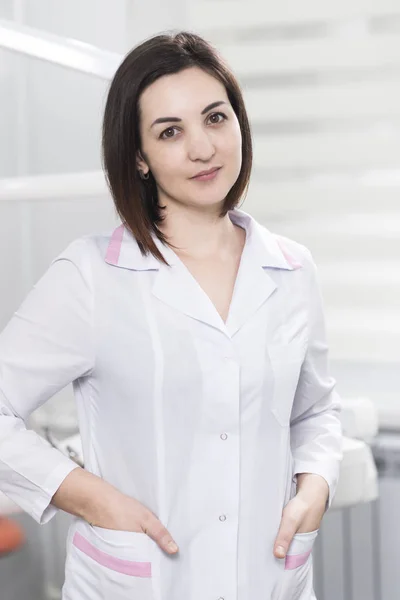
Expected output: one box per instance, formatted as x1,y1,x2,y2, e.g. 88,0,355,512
137,67,242,213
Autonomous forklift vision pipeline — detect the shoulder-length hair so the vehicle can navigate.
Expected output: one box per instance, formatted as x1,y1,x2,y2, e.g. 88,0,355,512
102,31,253,264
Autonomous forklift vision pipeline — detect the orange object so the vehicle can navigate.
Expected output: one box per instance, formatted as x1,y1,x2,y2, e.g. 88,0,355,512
0,517,25,556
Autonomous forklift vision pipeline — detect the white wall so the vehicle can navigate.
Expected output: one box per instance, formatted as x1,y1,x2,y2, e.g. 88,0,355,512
0,0,190,179
0,0,13,19
0,0,125,179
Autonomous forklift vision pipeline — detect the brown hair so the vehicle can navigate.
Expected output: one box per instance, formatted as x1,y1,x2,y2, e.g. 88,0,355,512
102,31,253,264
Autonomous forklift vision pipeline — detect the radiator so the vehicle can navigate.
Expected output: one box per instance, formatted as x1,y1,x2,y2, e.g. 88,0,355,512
314,431,400,600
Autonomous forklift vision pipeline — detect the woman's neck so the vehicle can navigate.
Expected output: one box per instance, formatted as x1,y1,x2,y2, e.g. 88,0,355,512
159,203,241,261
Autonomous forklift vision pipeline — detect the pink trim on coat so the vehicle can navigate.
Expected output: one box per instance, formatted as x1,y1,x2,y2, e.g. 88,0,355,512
105,224,125,266
73,532,152,578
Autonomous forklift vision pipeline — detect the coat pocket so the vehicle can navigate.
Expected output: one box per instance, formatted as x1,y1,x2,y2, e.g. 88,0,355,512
285,529,319,570
275,529,319,600
268,342,306,427
62,520,155,600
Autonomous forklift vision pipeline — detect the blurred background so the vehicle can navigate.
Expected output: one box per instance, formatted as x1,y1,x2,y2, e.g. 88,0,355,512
0,1,399,599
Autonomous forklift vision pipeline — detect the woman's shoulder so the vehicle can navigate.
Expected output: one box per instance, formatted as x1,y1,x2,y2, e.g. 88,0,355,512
47,228,121,281
52,227,118,263
272,232,314,267
251,216,314,271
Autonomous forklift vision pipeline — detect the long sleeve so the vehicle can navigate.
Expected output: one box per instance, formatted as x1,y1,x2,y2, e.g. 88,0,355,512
0,238,94,524
290,249,343,511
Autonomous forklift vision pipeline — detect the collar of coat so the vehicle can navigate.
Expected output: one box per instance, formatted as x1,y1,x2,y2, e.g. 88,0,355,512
104,208,302,272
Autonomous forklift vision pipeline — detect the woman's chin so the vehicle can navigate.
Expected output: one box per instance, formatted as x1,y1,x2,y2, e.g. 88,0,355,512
192,184,234,208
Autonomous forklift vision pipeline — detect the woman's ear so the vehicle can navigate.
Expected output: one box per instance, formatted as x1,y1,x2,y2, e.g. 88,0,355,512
136,150,149,177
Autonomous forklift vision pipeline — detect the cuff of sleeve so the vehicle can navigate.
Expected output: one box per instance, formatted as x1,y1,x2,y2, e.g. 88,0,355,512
292,462,339,512
33,461,81,524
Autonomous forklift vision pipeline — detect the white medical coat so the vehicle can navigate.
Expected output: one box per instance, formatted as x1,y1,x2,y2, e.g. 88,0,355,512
0,209,342,600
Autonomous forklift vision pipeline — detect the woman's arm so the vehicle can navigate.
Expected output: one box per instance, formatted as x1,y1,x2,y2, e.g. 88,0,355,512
274,247,343,559
0,239,94,524
0,239,178,554
289,248,343,511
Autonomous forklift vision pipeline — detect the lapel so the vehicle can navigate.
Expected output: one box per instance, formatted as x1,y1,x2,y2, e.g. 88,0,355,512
104,224,227,333
225,243,277,337
104,211,303,338
224,211,302,337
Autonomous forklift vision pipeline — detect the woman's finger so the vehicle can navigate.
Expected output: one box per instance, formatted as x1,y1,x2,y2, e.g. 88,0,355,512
141,511,179,555
273,511,298,559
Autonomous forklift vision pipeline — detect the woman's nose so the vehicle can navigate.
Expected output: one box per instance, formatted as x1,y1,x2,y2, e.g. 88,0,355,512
187,131,215,162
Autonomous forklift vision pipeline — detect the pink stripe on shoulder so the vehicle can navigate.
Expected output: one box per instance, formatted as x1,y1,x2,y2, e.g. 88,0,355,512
276,238,303,270
285,549,312,570
105,224,125,265
72,532,152,578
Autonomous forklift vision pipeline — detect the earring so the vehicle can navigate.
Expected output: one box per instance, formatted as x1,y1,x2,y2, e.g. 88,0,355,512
139,170,150,180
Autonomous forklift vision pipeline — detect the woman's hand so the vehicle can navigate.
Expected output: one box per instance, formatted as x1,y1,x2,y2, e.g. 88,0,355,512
82,484,179,555
52,468,179,554
273,473,329,559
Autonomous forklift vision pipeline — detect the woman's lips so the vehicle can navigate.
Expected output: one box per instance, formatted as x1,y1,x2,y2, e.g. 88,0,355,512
191,167,221,181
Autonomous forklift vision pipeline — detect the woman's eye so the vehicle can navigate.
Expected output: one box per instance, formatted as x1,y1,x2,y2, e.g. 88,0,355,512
160,127,178,139
207,112,227,125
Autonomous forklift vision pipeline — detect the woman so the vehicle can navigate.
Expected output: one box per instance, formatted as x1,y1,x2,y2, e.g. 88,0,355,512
0,32,342,599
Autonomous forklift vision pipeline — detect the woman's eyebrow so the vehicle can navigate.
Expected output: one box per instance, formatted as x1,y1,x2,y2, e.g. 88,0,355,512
201,100,227,114
150,101,228,128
